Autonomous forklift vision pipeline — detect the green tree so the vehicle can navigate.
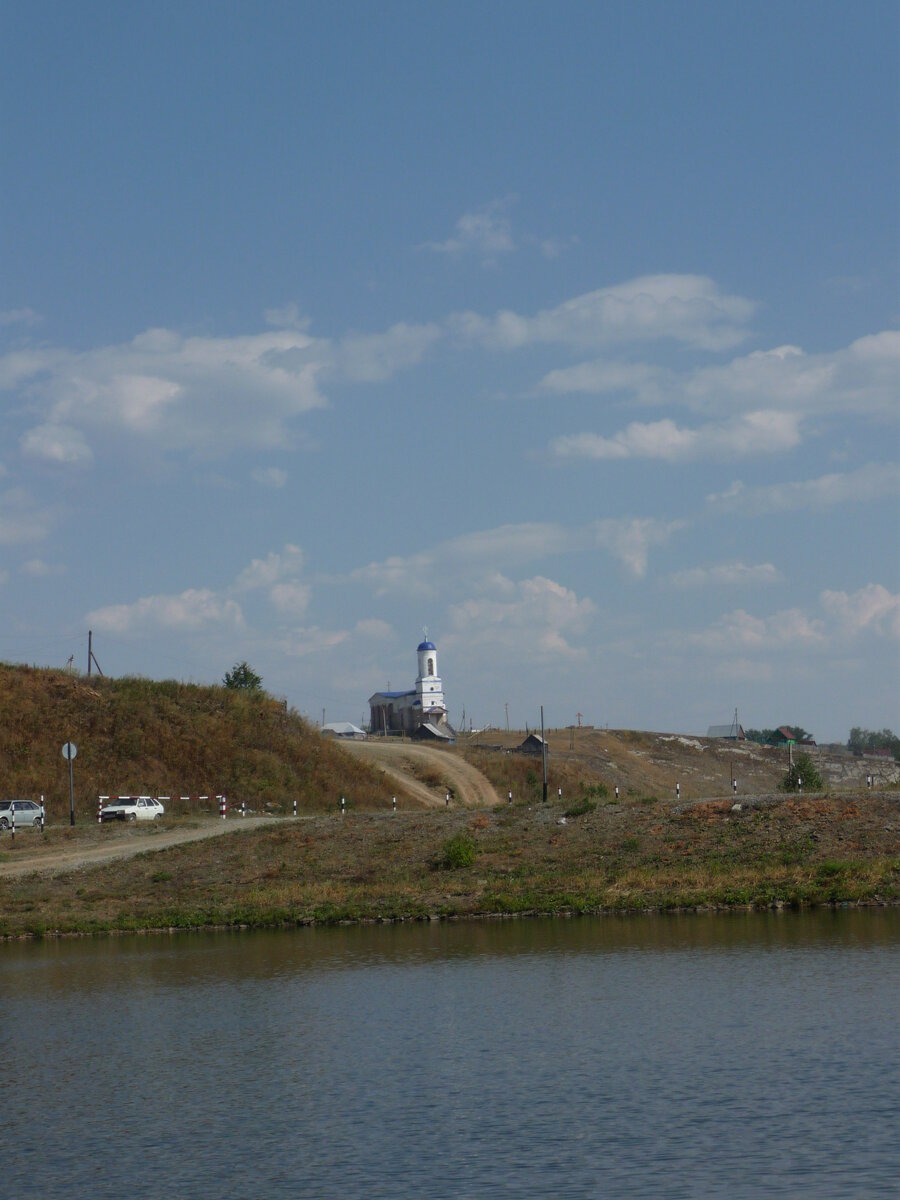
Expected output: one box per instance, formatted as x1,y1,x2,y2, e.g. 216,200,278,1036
781,752,823,793
223,661,263,692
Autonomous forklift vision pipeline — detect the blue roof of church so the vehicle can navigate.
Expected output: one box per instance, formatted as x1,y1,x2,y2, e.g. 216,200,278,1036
417,640,436,651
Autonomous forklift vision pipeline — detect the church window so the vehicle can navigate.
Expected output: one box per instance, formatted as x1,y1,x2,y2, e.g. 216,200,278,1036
427,658,434,676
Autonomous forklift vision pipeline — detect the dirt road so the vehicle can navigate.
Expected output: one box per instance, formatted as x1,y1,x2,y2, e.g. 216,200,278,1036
0,816,287,879
342,740,501,808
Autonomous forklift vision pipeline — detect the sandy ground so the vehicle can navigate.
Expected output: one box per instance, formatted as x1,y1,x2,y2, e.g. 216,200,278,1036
342,740,502,807
0,815,289,879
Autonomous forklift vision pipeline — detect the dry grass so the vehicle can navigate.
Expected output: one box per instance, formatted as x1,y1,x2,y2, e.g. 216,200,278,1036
0,663,407,813
1,789,896,937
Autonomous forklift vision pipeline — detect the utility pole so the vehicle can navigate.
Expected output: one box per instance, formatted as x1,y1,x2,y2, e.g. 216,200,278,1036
86,630,103,677
541,705,548,802
505,702,509,732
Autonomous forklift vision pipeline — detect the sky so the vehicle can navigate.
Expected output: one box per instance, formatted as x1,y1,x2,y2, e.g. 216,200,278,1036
1,2,898,743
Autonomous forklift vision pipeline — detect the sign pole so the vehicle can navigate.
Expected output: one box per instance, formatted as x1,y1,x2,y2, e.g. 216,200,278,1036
61,742,78,826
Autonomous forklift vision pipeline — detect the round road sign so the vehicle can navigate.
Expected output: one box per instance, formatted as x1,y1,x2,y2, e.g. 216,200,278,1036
61,742,77,760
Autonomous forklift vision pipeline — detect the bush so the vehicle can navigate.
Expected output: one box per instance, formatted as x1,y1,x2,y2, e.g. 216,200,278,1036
781,753,824,793
437,833,477,869
564,797,596,818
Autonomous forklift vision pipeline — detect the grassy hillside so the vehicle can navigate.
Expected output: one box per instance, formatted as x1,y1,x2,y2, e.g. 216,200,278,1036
0,663,402,814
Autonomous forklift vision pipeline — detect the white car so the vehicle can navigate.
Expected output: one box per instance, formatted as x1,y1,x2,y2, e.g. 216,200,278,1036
101,796,165,823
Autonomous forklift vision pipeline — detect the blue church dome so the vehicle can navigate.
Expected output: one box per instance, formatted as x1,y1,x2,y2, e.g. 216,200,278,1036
417,640,436,652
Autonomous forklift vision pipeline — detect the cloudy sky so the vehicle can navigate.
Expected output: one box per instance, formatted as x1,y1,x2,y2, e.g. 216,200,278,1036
1,3,897,742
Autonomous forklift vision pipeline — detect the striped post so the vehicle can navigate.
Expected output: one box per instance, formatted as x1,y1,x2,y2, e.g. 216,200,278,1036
11,802,15,843
340,796,345,817
392,796,397,813
40,795,45,834
615,786,619,801
676,782,680,801
508,790,512,804
219,794,227,819
445,791,450,807
241,800,246,818
98,794,104,824
293,798,297,817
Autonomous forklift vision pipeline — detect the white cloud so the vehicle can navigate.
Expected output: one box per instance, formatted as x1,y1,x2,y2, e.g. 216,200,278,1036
0,307,42,327
454,274,755,352
0,489,52,545
2,327,329,458
277,626,349,657
671,562,781,588
251,467,288,489
337,321,442,382
551,411,802,462
821,584,900,639
707,462,899,514
232,544,304,592
269,581,311,618
87,589,245,634
20,423,93,465
446,574,594,660
422,199,516,260
690,607,826,652
264,302,309,330
592,517,684,578
540,359,668,397
684,331,900,419
354,618,393,640
21,558,65,577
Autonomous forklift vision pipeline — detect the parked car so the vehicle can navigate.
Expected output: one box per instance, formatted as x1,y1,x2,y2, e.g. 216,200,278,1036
100,797,165,823
0,799,44,829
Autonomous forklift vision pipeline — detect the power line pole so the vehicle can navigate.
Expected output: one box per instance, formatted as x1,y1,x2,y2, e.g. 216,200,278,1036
505,702,509,732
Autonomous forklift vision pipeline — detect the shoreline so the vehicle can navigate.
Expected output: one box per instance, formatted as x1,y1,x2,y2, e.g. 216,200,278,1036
2,790,897,942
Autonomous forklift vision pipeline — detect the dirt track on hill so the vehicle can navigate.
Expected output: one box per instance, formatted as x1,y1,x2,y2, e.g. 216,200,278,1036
342,741,502,808
0,816,286,879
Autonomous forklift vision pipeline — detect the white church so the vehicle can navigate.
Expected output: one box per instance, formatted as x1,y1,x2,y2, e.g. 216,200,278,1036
368,635,453,739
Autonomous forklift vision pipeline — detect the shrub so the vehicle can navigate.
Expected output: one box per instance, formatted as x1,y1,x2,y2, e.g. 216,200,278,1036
781,753,824,793
564,797,596,818
437,833,477,869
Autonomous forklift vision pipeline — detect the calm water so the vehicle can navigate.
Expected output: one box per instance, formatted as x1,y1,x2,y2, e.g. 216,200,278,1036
1,910,898,1198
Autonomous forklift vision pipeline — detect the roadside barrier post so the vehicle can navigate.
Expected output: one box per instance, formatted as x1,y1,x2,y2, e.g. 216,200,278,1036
340,797,345,817
293,798,297,817
392,796,397,813
733,779,737,798
798,777,802,794
11,803,15,843
557,787,562,802
98,795,103,824
508,790,512,804
241,800,246,818
676,782,680,801
445,791,450,807
615,786,619,802
40,795,45,834
219,794,227,819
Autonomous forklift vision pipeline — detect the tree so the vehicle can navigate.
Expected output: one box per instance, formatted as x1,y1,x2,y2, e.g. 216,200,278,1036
223,661,263,692
781,752,823,793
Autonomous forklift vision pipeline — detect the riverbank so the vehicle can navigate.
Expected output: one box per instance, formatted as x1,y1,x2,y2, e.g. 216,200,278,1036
1,788,897,939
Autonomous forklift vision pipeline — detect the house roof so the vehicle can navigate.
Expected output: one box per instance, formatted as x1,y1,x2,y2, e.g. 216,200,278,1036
322,722,366,737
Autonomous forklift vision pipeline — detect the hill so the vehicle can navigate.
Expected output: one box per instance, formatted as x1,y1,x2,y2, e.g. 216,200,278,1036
0,663,404,815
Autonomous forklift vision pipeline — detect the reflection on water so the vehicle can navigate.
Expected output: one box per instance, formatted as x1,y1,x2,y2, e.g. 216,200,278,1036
3,910,898,1198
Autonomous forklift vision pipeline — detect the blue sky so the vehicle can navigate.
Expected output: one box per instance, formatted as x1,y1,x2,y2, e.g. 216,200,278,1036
1,2,897,742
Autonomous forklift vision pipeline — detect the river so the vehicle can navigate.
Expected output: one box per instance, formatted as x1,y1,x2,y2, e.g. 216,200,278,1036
2,909,898,1198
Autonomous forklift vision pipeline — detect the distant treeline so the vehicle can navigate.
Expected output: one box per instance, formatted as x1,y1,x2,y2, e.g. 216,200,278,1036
847,727,900,759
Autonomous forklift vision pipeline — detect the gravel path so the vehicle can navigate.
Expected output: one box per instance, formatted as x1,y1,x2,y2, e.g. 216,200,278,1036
0,816,292,879
341,740,501,807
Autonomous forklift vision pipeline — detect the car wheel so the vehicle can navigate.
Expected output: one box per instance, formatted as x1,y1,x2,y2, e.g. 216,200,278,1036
126,812,137,822
0,817,8,830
